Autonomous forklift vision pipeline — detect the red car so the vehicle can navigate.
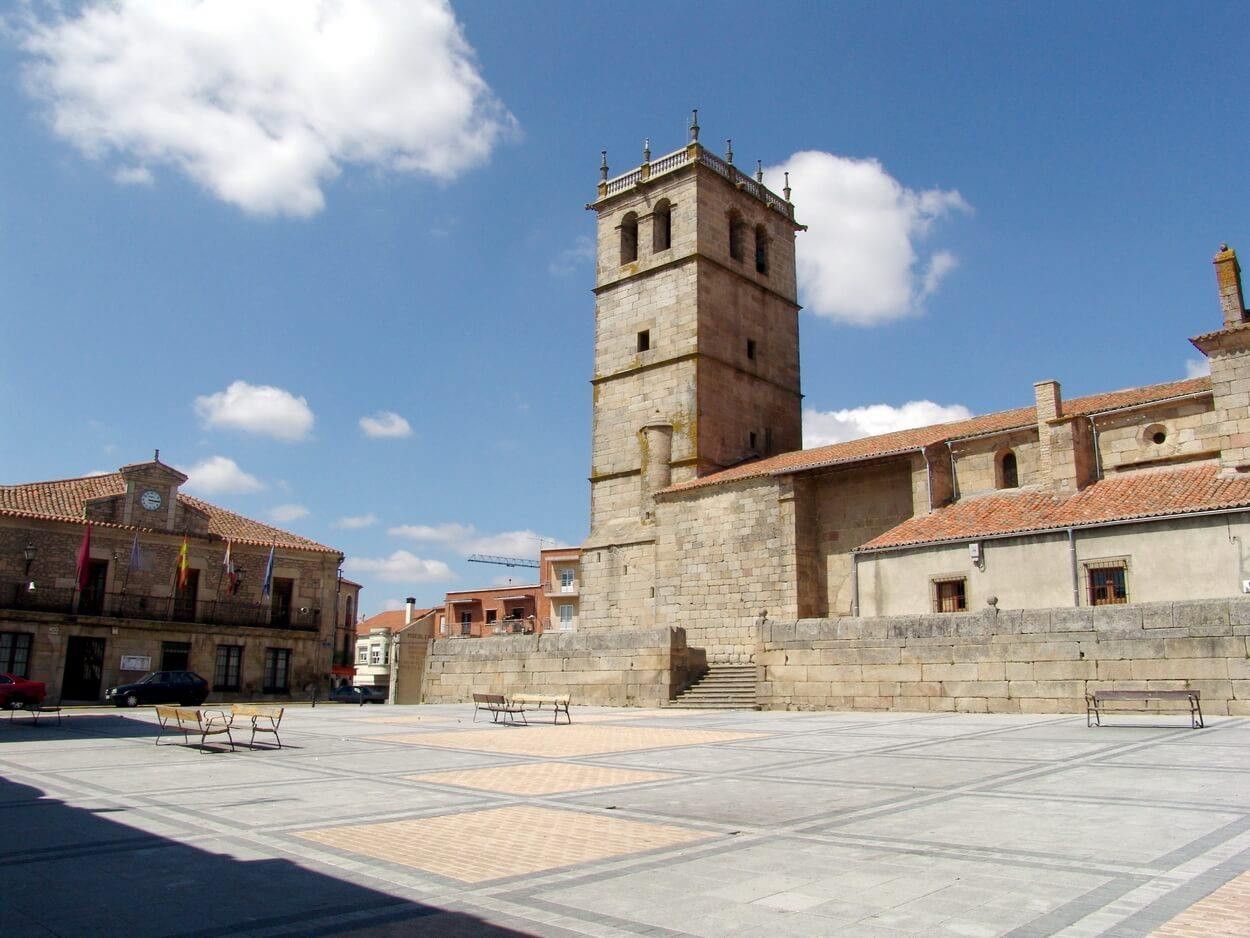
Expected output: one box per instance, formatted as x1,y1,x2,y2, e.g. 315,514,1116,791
0,673,46,708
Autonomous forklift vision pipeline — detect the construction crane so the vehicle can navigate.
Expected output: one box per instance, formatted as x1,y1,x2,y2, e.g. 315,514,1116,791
467,553,539,569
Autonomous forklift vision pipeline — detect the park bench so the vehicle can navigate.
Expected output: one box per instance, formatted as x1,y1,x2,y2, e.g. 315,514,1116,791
472,692,526,725
155,705,236,750
1086,689,1203,729
6,702,61,727
510,693,572,725
230,703,285,749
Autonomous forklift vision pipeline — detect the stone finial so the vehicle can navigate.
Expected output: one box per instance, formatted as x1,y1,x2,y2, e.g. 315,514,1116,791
726,139,734,164
643,138,650,163
1214,243,1247,328
755,160,763,183
689,109,700,143
154,449,160,462
599,150,609,182
783,172,791,202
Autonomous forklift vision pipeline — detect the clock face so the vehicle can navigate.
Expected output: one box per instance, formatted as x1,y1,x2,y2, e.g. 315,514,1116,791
140,489,163,511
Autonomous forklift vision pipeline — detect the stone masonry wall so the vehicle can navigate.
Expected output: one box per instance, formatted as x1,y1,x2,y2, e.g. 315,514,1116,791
759,598,1250,715
419,626,693,708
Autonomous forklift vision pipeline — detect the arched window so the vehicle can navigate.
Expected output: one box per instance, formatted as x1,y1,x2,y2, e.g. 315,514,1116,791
620,212,638,264
345,595,354,628
754,225,769,275
1000,450,1019,489
728,213,746,262
652,199,672,252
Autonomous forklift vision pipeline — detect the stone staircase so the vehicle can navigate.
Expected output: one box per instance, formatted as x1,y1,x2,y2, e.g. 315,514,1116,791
670,663,758,709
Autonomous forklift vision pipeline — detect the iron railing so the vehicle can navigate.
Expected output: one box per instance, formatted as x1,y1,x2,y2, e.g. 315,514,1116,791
2,582,319,631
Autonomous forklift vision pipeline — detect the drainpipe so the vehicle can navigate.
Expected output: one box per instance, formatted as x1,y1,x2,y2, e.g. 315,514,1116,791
850,551,860,617
1068,527,1080,607
1088,416,1103,480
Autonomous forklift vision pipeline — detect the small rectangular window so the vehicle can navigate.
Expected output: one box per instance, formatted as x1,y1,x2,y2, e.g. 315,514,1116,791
213,645,242,691
0,632,34,677
746,339,756,360
357,645,368,664
933,578,967,613
1087,563,1128,605
637,329,650,352
262,648,291,693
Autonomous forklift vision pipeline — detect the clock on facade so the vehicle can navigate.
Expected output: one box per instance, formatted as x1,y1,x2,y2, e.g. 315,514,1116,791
140,489,163,511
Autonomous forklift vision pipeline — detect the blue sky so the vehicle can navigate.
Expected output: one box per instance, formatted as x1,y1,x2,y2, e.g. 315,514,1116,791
2,1,1248,615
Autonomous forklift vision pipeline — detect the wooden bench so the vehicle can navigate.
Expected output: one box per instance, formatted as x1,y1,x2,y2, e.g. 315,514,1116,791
472,692,526,725
230,704,285,749
155,705,236,750
1086,689,1203,728
510,693,572,725
6,703,61,727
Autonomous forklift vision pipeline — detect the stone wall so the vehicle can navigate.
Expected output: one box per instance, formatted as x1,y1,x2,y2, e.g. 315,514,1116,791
419,627,693,707
759,598,1250,715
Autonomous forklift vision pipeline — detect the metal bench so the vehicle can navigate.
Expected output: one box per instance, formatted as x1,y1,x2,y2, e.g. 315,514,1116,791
472,692,526,725
1086,689,1203,728
510,693,572,725
6,703,61,727
155,705,237,749
230,703,285,749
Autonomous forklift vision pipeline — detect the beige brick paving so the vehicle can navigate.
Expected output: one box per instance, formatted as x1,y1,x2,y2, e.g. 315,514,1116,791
360,716,457,725
374,724,764,757
1153,869,1250,937
408,761,677,795
294,805,715,883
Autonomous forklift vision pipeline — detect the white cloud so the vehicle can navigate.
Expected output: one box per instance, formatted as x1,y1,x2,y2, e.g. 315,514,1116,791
549,235,595,276
113,165,152,185
1186,358,1211,378
268,503,310,523
178,455,264,495
803,401,974,448
334,513,378,529
380,597,406,612
84,469,110,477
359,411,412,439
343,550,453,584
20,0,515,217
195,380,314,441
388,522,558,559
765,151,970,325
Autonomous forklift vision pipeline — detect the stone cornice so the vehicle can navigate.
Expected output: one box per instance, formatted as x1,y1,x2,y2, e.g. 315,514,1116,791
593,252,801,311
1191,322,1250,356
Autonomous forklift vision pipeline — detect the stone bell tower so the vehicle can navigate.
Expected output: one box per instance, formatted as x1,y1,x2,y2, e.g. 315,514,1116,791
580,112,805,629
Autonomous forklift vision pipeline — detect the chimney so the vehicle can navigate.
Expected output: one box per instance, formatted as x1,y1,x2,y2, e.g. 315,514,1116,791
1034,379,1094,492
404,597,416,625
1214,245,1247,328
1034,380,1062,423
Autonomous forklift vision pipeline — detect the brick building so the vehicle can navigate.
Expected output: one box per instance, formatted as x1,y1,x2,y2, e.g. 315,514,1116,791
0,456,358,703
538,547,581,632
581,115,1250,664
439,584,541,638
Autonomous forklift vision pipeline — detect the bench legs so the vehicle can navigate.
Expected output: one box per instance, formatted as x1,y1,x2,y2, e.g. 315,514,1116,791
489,706,526,725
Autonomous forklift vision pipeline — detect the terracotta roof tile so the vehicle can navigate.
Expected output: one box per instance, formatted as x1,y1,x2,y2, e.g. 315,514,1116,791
858,463,1250,551
357,609,426,635
664,376,1211,494
0,472,338,553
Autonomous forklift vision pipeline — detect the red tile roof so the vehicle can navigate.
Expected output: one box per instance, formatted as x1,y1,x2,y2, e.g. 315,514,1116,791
858,463,1250,551
357,608,434,635
0,471,338,553
663,377,1211,494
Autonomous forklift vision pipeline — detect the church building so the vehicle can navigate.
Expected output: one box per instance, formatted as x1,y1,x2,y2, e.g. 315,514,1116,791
580,115,1250,665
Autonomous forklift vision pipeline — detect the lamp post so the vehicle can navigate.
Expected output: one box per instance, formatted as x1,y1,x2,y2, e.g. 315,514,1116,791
23,542,36,590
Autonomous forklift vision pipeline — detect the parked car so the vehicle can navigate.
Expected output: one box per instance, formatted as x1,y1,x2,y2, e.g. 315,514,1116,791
0,673,47,709
106,671,209,707
329,684,386,705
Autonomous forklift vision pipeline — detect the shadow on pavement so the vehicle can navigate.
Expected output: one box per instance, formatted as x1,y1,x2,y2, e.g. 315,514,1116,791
0,775,531,936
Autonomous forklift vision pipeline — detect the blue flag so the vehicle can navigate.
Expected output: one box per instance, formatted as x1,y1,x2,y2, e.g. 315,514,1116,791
261,545,275,598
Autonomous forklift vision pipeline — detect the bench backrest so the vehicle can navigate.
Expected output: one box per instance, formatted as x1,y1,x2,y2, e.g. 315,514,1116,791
157,705,207,725
511,693,571,705
473,693,505,704
1093,689,1199,701
232,703,284,723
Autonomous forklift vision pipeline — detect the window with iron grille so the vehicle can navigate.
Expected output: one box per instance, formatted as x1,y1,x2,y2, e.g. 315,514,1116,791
263,648,291,693
213,645,242,692
1086,561,1129,605
0,632,33,677
932,577,967,613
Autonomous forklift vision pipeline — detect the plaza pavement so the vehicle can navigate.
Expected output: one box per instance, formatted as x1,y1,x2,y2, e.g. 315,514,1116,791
1,703,1248,937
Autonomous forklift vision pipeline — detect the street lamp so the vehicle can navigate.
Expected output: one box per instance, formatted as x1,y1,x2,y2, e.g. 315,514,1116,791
23,542,36,590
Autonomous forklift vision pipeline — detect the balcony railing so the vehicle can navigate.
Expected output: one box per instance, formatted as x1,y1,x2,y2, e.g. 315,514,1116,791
1,582,320,631
543,580,579,597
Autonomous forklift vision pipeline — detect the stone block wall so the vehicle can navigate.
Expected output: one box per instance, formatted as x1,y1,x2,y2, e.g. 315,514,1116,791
759,598,1250,715
419,626,692,707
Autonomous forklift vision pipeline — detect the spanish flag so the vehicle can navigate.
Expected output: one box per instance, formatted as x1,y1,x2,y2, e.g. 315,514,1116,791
176,537,189,590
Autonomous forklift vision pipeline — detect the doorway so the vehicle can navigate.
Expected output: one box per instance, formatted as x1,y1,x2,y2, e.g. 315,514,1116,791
172,569,199,622
62,636,106,701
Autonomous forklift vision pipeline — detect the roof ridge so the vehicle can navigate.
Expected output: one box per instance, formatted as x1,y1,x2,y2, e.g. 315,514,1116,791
1,471,123,488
